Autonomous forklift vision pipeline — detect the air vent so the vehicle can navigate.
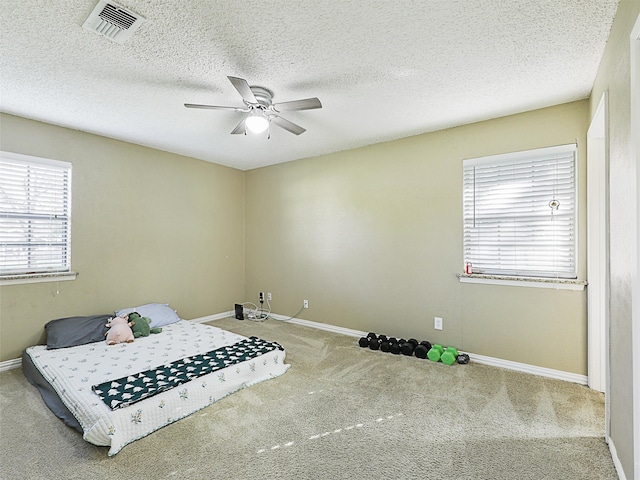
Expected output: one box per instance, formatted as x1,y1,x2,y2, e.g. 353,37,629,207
82,1,146,44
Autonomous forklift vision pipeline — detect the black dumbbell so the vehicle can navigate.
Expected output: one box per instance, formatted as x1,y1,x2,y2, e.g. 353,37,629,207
400,338,419,356
391,339,406,355
369,334,382,350
414,340,432,359
380,337,399,353
358,332,378,348
456,353,470,364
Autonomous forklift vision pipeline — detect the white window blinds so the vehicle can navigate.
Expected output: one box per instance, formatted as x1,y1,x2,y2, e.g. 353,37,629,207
463,144,577,279
0,152,72,276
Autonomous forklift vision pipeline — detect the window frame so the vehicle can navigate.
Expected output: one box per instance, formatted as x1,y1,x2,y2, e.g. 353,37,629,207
462,144,579,284
0,151,75,284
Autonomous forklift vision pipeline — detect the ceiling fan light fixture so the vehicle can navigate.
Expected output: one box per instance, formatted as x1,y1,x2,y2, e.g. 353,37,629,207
245,110,269,134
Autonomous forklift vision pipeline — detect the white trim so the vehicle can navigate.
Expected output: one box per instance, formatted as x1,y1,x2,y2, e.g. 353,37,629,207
0,272,78,286
630,13,640,479
464,143,577,166
269,313,366,337
608,436,629,480
0,358,22,372
0,150,71,169
586,91,609,394
469,352,588,385
188,311,234,324
457,274,586,290
270,314,588,384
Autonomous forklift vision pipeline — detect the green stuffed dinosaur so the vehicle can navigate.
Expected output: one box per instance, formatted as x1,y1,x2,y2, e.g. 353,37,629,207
128,311,163,338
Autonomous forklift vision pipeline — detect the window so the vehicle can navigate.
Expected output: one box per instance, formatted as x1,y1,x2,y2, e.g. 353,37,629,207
0,152,72,277
463,144,577,279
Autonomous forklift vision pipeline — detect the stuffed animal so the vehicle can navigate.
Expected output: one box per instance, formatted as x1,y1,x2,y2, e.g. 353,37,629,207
128,311,163,338
105,315,135,345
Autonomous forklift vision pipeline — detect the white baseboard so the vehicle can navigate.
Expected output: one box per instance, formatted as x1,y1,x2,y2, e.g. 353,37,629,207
189,311,234,324
269,313,366,338
469,353,588,385
270,314,588,385
0,358,22,372
607,436,628,480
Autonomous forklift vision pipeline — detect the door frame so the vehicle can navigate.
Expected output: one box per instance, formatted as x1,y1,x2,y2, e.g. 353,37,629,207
630,13,640,477
587,92,609,396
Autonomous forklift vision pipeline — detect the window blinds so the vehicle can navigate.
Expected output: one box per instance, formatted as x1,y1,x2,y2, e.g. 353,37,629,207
463,144,577,279
0,152,72,275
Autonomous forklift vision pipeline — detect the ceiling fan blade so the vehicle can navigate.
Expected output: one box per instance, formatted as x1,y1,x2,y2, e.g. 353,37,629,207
227,76,258,104
230,115,248,135
270,115,306,135
272,97,322,112
184,103,246,112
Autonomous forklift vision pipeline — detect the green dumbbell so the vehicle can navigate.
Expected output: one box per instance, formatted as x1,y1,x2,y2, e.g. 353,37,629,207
441,347,459,365
427,344,445,362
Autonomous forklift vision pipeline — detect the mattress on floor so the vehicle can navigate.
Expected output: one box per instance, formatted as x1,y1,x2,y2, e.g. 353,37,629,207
23,320,289,456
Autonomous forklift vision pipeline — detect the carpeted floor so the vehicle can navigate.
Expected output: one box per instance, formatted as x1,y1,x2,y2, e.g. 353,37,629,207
0,317,618,479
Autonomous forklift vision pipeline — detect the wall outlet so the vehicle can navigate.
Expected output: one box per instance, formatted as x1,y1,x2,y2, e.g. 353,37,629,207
259,292,264,302
434,317,443,330
303,299,309,309
267,292,272,301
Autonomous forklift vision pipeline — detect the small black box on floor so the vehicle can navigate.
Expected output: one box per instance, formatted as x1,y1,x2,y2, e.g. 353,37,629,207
234,304,244,320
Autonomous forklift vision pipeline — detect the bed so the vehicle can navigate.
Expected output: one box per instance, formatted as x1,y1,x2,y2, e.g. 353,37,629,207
22,304,289,456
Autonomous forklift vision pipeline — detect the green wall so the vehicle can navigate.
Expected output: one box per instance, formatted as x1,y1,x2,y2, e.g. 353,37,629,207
0,113,245,361
589,1,640,477
0,98,589,377
245,100,589,375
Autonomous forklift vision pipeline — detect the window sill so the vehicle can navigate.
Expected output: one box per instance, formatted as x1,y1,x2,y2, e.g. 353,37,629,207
0,271,78,286
457,273,587,291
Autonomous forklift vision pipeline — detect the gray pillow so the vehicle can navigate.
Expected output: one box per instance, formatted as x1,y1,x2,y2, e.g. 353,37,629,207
115,303,181,328
45,314,112,349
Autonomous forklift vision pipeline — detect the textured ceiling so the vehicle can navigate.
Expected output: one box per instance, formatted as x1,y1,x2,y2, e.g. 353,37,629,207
0,1,619,170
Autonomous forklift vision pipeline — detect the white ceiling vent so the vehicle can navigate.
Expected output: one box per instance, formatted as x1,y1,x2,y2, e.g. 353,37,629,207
82,1,146,44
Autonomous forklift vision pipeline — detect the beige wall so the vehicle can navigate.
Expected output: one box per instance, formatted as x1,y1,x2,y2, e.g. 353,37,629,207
245,100,589,375
0,113,245,362
590,1,640,478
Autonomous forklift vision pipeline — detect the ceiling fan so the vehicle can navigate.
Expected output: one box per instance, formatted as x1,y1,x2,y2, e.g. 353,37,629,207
184,76,322,137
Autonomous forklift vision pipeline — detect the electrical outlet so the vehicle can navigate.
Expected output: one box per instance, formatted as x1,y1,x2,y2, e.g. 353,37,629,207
267,292,272,301
434,317,443,330
259,292,264,302
303,299,309,309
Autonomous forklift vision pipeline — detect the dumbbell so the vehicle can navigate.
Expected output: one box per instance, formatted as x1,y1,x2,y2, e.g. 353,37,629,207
441,347,459,365
414,340,432,359
380,337,397,353
427,344,445,362
400,338,419,356
456,353,470,364
371,333,391,351
358,332,378,348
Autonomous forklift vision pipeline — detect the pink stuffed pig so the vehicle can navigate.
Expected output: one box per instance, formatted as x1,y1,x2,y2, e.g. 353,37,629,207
105,315,135,345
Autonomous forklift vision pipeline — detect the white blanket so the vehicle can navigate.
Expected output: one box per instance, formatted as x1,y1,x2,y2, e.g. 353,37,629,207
25,320,289,456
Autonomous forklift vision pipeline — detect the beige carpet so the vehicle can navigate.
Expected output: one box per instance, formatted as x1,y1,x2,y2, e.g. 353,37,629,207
0,317,617,479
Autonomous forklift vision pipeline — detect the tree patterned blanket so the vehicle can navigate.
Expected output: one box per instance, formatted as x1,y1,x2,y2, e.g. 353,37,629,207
92,336,284,410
